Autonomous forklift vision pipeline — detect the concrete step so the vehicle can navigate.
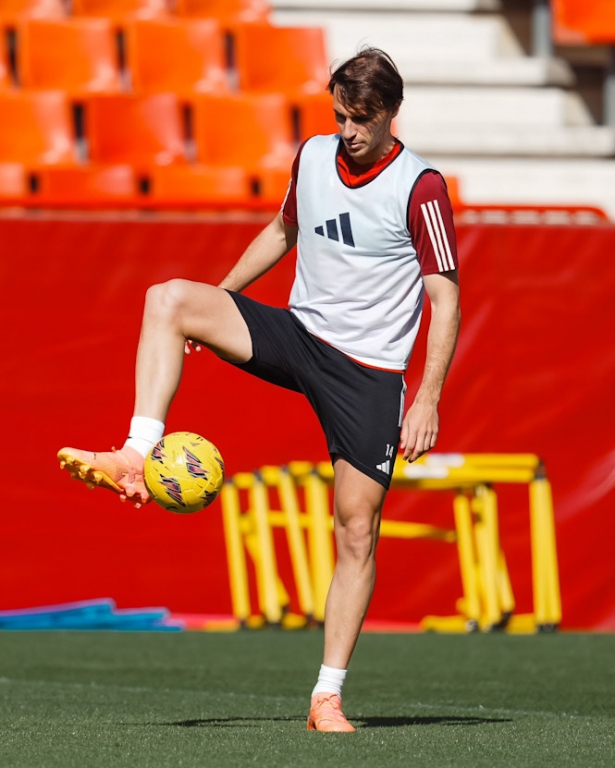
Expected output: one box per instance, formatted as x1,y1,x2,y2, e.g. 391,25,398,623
402,57,573,87
399,87,593,128
402,125,615,157
273,6,575,86
273,0,501,10
272,10,524,61
428,157,615,218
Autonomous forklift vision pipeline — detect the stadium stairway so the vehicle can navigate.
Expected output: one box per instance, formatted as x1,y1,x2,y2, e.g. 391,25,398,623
272,0,615,218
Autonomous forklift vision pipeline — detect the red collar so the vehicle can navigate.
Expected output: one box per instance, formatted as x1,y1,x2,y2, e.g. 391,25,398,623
337,140,403,187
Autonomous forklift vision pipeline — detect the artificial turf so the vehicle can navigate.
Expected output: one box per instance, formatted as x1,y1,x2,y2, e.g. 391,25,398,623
0,631,613,768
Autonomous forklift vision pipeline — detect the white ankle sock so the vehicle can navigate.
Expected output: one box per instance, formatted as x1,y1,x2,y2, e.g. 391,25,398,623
312,664,348,699
124,416,165,458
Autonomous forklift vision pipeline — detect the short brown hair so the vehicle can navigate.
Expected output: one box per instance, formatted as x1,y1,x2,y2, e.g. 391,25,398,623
327,48,403,117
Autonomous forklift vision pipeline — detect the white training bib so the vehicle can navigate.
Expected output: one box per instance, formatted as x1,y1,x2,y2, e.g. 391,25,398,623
289,134,433,371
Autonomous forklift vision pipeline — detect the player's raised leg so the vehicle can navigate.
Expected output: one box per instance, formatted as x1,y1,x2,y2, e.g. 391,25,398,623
308,459,386,732
133,279,252,420
58,281,252,506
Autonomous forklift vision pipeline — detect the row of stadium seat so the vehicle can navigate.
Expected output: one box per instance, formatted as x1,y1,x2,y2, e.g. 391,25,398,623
0,91,336,164
0,4,464,207
0,0,269,23
0,0,334,207
0,162,291,207
0,20,328,96
0,90,336,206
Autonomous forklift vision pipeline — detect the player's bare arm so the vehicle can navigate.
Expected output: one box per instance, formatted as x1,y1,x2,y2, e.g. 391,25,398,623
186,213,297,354
219,212,298,292
401,270,460,462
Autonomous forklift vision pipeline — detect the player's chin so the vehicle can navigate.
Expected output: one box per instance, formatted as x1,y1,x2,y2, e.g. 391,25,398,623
345,143,364,156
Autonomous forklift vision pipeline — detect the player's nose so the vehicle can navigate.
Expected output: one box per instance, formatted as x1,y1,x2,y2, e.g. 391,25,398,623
340,119,356,139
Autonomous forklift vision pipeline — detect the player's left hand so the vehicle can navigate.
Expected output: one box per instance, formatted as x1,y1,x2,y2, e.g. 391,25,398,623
400,400,439,462
184,340,202,355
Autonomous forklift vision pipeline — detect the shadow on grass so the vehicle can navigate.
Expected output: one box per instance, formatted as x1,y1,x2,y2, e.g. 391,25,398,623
145,715,511,729
359,716,512,728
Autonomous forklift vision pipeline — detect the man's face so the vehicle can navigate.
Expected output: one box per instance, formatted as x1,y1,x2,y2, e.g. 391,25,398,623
333,85,397,165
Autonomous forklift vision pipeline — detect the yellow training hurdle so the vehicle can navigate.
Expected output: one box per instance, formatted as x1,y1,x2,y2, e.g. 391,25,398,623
220,453,561,633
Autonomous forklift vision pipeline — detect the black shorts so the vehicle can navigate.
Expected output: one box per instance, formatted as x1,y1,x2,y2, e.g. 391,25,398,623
227,291,406,489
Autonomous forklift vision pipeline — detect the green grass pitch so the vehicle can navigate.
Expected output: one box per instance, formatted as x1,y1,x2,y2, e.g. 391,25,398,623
0,631,613,767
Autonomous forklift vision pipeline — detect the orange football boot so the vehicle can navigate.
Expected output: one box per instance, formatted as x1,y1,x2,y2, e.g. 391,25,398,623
307,694,356,733
57,445,150,508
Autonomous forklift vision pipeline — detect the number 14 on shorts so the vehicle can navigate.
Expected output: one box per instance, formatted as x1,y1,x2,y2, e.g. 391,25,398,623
376,445,395,475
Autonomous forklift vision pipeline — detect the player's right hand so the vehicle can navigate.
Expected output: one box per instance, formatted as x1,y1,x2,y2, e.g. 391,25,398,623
400,400,439,462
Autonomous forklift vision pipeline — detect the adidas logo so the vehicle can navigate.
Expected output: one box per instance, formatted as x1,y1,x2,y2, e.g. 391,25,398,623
376,460,391,474
315,212,355,247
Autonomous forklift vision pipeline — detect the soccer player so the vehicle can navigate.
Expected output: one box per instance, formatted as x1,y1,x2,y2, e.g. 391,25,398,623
59,49,460,732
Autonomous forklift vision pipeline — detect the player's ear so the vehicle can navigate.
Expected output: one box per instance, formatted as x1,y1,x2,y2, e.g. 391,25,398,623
390,100,402,120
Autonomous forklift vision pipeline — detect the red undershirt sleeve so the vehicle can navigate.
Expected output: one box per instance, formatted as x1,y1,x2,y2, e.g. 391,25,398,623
281,141,308,227
408,171,459,275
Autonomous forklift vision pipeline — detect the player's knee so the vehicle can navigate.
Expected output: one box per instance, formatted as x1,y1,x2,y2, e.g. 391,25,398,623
336,513,377,564
144,279,189,321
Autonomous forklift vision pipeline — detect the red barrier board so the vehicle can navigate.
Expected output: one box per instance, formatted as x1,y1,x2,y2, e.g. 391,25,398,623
1,213,614,628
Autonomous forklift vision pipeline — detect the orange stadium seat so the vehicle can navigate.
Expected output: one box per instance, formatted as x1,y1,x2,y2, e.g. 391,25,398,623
0,0,65,22
0,162,28,198
174,0,269,23
18,19,122,94
291,92,337,142
253,165,292,204
0,91,75,164
553,0,615,44
128,19,228,94
233,24,328,95
33,165,138,204
150,164,250,205
192,92,294,201
86,93,186,169
444,176,461,207
71,0,168,21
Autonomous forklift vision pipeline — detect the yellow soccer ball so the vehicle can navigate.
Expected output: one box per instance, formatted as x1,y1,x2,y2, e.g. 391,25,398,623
144,432,225,514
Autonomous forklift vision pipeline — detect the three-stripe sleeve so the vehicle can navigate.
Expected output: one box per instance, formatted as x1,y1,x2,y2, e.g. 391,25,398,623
409,171,459,276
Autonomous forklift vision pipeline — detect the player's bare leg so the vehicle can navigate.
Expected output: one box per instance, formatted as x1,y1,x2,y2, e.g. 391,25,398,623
133,279,252,421
308,459,386,732
325,460,386,666
59,280,252,505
